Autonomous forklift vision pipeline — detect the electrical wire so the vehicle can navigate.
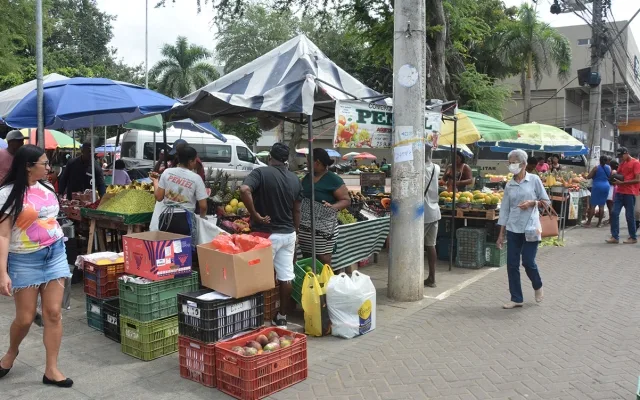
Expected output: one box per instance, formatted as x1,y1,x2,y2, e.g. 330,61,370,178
501,77,579,122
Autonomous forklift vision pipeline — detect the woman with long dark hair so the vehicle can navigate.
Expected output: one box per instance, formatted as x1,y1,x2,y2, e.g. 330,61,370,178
0,145,72,387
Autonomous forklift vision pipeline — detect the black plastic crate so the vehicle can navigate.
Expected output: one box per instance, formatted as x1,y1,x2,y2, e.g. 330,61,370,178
177,290,264,343
456,227,486,269
102,298,121,343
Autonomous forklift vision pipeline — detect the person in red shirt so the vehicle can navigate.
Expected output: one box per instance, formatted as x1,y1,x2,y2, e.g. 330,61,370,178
606,147,640,244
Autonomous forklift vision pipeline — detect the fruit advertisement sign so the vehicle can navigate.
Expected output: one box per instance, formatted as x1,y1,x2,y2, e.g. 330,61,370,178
334,100,393,148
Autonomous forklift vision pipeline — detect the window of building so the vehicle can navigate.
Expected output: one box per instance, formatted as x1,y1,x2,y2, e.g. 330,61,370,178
577,38,591,46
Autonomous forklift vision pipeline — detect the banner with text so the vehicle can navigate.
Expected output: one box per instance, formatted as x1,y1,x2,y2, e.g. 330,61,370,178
334,100,442,149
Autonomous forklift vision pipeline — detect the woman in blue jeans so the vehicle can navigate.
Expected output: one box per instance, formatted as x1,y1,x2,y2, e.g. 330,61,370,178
0,145,72,387
497,149,550,309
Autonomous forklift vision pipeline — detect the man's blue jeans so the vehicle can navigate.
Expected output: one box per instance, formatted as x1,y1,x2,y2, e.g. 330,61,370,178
610,193,637,240
506,231,542,303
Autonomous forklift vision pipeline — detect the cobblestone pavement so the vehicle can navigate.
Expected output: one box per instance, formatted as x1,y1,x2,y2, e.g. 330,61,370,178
2,224,639,399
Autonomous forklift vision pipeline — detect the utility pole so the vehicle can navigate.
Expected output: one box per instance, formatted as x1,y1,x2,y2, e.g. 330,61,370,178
613,65,619,153
587,0,604,167
35,0,44,148
388,0,426,302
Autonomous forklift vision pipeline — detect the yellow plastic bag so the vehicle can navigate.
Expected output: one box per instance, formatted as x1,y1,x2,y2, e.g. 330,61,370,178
318,264,334,289
301,272,332,337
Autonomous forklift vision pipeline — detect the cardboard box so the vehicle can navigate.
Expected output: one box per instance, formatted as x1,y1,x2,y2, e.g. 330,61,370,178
123,232,192,281
197,243,275,298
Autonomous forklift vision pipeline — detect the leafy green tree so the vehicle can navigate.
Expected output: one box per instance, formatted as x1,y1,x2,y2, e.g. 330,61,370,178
213,119,262,147
454,65,512,120
499,4,571,123
149,36,219,98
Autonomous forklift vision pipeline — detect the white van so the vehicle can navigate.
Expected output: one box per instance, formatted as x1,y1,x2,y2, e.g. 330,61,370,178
116,128,264,179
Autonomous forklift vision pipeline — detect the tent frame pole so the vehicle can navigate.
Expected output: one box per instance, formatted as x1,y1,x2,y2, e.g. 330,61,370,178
307,114,316,273
449,117,457,271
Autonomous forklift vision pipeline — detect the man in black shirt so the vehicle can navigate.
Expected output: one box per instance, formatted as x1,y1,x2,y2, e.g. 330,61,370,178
58,143,106,199
240,142,302,328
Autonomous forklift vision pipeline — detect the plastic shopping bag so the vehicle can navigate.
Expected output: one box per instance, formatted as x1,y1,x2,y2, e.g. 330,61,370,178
525,206,542,242
317,264,334,289
351,271,376,335
196,216,225,245
301,272,332,337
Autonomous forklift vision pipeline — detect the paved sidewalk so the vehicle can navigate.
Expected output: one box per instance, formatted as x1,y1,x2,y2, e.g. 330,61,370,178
2,224,640,399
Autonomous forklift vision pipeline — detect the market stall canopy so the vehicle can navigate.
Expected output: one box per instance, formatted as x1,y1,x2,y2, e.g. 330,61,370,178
95,144,121,153
21,128,80,150
0,73,68,119
496,122,587,152
123,114,163,132
354,152,376,160
180,34,383,123
169,120,226,142
4,77,178,130
435,143,474,158
341,152,361,160
439,109,519,146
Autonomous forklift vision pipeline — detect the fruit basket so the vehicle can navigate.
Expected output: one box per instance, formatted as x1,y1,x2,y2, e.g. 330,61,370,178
484,203,498,210
457,202,471,209
177,290,264,343
215,327,307,400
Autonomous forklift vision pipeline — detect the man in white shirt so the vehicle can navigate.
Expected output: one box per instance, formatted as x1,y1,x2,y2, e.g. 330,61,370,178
424,151,441,287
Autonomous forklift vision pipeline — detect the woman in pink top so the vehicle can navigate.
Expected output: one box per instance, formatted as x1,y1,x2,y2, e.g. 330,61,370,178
535,157,549,173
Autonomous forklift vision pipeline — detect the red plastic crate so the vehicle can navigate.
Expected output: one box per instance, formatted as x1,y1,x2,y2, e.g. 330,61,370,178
262,284,280,323
178,336,216,388
214,327,307,400
84,261,125,299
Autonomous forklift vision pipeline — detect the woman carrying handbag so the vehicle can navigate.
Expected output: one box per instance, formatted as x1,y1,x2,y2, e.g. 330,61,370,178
496,149,551,310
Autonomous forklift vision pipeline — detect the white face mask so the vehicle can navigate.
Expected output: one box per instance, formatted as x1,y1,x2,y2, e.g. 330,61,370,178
508,163,523,175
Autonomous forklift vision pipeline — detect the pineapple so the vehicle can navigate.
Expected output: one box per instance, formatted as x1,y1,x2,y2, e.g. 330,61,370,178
222,192,233,203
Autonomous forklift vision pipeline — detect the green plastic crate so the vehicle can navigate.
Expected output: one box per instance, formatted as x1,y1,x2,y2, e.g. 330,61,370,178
118,272,199,322
120,315,178,361
86,295,109,332
636,376,640,400
485,243,507,268
456,228,486,269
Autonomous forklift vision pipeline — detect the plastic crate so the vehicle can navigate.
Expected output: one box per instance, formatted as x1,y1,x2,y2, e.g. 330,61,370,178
84,261,125,299
177,290,264,343
118,272,199,322
102,298,121,343
215,327,307,400
263,285,280,323
85,295,108,332
120,315,178,361
436,237,456,261
456,228,486,269
485,243,507,268
291,258,324,305
179,335,217,388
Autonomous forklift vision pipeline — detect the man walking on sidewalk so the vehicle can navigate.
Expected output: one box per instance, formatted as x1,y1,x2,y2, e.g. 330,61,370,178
607,147,640,244
423,151,440,288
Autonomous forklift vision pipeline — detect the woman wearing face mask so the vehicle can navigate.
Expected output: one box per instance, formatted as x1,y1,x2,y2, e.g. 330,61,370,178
496,149,550,309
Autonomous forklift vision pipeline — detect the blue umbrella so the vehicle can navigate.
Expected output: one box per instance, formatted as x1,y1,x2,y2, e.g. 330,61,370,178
95,144,121,153
169,119,226,142
5,77,177,130
325,149,341,157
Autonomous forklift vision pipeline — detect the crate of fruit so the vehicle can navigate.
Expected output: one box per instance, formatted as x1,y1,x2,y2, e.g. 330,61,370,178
85,295,106,332
262,284,280,323
84,261,125,299
179,335,217,388
215,327,307,400
102,298,121,343
177,290,264,343
120,315,178,361
118,272,199,322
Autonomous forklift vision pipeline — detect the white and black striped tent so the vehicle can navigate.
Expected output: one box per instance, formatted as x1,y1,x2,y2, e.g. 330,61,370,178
181,34,383,123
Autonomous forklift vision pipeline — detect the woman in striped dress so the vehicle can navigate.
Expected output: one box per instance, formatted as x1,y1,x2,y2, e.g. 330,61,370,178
299,148,350,266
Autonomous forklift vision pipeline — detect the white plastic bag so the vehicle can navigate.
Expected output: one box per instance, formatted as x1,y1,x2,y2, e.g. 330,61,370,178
149,201,164,231
525,206,542,242
326,271,377,339
195,216,225,245
351,271,376,335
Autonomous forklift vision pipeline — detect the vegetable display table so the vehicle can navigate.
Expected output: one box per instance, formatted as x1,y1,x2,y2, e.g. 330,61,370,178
81,208,151,254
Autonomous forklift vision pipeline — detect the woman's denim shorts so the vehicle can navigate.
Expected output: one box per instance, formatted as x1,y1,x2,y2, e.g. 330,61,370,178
8,239,71,292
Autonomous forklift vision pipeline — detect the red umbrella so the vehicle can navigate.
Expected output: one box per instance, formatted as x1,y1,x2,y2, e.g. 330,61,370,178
353,152,377,160
21,128,80,150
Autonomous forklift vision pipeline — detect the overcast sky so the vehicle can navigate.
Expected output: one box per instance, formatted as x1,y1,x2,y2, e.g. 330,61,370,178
96,0,639,69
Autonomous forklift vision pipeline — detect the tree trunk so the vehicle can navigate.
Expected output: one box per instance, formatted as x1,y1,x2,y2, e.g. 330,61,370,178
523,52,533,123
287,122,303,171
425,0,447,100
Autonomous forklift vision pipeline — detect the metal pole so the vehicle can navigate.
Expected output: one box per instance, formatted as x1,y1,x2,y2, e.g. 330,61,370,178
162,120,168,168
587,0,603,169
145,0,149,89
613,62,619,154
308,116,316,272
388,0,426,302
35,0,45,148
72,130,76,157
449,118,457,271
91,121,96,202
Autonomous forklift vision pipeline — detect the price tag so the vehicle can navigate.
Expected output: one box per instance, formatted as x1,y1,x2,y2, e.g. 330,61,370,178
125,329,139,340
173,240,182,254
107,315,118,325
90,305,101,315
225,300,251,317
182,304,201,319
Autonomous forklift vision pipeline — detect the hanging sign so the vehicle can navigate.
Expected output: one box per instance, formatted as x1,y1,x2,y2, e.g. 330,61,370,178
334,100,393,148
334,100,443,149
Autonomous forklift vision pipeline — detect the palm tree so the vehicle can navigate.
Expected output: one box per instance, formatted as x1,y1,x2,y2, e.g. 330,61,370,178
501,5,572,123
149,36,219,98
